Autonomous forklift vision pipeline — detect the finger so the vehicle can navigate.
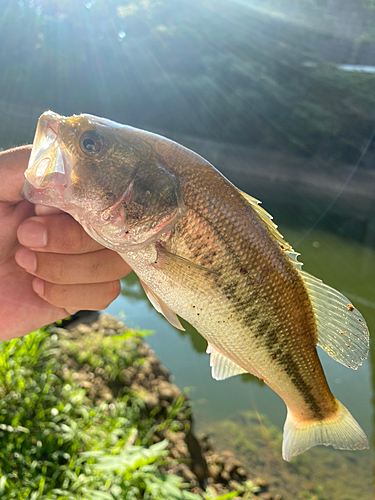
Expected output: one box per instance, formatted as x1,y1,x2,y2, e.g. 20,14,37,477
17,213,104,253
0,146,32,203
0,199,35,264
35,205,64,216
32,278,121,311
15,247,131,284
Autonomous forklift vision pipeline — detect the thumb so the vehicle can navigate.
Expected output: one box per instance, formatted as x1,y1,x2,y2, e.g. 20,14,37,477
0,146,32,204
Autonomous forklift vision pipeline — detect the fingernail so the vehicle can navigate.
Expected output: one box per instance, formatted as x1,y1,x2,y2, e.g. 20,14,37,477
32,278,45,297
15,247,37,272
18,220,47,248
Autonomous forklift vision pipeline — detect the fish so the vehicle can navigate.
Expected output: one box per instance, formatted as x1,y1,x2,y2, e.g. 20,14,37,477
22,111,370,461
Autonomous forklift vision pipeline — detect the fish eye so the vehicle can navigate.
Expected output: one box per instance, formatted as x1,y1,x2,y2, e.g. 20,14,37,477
79,130,103,156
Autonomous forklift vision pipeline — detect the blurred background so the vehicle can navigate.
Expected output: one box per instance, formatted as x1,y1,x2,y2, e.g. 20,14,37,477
1,1,375,498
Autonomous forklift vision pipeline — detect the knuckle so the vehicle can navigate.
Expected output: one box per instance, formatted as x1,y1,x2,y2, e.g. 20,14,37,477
90,260,101,279
46,214,84,253
44,282,69,308
37,255,66,283
75,224,88,251
60,226,82,252
65,308,79,316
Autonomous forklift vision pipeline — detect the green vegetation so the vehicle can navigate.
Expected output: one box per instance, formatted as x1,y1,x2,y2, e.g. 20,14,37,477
299,486,327,500
1,0,375,165
0,325,205,499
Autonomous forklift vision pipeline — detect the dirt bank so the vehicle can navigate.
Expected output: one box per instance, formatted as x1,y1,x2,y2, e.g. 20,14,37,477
61,313,283,500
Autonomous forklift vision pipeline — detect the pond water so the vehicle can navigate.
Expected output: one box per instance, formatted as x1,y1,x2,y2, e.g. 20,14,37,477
106,177,375,499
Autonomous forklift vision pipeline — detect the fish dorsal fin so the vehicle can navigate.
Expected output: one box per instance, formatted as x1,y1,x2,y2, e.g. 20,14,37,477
237,189,293,252
300,271,369,369
285,250,303,271
206,344,247,380
140,280,185,331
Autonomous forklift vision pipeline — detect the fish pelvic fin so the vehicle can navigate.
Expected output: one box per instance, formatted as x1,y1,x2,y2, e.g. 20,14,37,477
139,279,185,331
282,400,369,462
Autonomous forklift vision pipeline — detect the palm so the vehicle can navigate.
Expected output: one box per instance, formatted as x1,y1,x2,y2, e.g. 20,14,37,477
0,200,66,340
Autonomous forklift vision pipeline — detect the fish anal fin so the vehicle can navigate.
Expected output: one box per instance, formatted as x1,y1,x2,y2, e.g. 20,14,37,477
140,280,185,331
283,400,369,461
300,271,369,369
206,344,247,380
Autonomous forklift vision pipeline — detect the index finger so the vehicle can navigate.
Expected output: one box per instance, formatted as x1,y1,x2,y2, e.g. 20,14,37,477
0,146,32,204
35,205,64,216
18,213,104,254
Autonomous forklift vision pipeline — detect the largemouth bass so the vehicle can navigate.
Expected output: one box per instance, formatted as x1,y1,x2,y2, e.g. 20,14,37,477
22,111,370,461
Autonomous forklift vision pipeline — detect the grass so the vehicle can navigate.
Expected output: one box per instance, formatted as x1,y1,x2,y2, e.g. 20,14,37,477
0,324,206,499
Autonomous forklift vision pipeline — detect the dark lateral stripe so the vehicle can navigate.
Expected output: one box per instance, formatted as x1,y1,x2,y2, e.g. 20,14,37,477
256,323,324,419
279,352,323,419
222,281,323,417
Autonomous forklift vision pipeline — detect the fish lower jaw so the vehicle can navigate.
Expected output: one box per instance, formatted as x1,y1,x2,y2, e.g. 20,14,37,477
22,181,67,208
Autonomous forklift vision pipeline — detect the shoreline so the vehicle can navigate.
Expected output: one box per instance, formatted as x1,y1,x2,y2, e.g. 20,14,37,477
62,313,282,500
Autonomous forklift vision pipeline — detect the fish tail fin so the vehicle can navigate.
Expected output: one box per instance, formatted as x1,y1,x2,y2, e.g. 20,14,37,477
282,400,369,462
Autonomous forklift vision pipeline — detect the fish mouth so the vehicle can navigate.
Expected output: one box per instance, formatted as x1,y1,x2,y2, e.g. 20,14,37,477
22,111,73,207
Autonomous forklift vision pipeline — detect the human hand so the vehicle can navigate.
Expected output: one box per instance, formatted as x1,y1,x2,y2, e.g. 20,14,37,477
0,146,131,341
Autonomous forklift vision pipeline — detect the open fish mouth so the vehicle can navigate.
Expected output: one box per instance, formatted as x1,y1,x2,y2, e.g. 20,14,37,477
22,111,74,207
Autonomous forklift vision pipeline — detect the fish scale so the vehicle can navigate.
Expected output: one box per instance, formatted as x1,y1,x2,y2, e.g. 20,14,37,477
23,111,370,461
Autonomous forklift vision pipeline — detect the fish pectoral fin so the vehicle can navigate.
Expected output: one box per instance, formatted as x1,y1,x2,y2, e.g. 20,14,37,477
300,270,369,370
282,400,369,462
152,244,217,294
140,280,185,331
206,344,247,380
156,244,216,274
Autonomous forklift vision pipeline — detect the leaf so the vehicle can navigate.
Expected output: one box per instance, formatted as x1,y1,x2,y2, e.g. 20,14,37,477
90,491,114,500
148,439,169,454
211,492,242,500
0,475,7,494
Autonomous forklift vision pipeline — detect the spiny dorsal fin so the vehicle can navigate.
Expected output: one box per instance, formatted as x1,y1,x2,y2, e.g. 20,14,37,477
206,344,247,380
140,279,185,331
299,271,369,369
237,189,293,251
285,250,303,271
